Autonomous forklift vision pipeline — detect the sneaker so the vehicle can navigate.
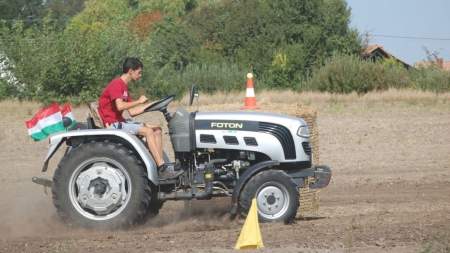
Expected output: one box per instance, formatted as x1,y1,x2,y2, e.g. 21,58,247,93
158,163,184,179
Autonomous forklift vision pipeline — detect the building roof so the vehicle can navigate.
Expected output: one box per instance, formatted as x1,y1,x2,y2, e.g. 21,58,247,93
415,58,450,71
363,44,388,57
362,44,412,69
442,61,450,71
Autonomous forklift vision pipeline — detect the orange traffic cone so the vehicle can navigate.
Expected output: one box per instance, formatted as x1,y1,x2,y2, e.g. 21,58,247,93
241,73,259,110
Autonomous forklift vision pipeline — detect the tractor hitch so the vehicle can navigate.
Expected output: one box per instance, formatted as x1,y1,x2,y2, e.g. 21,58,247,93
309,165,332,189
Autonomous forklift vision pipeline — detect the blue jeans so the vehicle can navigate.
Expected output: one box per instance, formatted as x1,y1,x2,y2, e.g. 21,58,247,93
110,120,143,135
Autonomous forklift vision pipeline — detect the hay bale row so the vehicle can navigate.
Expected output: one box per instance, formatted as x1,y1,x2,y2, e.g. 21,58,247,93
298,178,320,217
294,104,320,218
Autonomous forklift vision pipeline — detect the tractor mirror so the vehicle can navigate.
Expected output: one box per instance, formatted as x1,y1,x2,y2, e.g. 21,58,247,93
189,85,199,106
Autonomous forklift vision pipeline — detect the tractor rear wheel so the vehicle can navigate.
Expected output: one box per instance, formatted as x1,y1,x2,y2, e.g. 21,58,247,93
52,140,156,229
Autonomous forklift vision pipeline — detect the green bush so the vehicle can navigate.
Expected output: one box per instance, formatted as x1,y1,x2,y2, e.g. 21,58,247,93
0,78,8,99
186,0,361,85
4,0,449,103
137,0,198,16
263,44,309,89
303,53,450,94
175,62,248,93
303,54,411,94
0,20,63,100
133,61,248,99
411,67,450,93
0,1,142,103
146,17,199,70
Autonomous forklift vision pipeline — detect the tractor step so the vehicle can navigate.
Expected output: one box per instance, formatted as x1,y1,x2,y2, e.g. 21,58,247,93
32,176,53,187
159,178,178,185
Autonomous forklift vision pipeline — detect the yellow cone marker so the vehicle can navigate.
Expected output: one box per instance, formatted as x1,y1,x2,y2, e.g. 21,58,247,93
235,198,264,250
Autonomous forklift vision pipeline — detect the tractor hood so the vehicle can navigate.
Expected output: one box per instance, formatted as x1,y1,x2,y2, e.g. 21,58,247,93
195,111,307,130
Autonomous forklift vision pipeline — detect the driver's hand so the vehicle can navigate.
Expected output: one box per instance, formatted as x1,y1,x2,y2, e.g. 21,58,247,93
137,95,148,104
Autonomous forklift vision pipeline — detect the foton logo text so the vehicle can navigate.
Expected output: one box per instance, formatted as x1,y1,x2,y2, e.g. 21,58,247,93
211,122,243,129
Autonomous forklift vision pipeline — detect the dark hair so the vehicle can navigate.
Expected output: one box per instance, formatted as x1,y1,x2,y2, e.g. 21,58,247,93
122,57,143,73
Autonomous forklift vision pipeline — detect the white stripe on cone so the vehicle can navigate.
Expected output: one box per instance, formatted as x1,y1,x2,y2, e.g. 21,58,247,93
246,88,255,97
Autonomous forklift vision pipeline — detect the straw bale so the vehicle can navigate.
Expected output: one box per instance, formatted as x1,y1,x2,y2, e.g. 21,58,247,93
294,104,320,217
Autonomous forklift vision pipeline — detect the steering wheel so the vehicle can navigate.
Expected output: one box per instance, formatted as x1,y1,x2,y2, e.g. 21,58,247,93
144,95,175,112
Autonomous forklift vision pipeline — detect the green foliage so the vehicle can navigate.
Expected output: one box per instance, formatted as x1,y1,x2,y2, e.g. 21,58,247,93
303,53,450,94
46,0,86,18
133,61,248,99
0,20,63,100
1,0,448,104
67,0,131,33
0,0,45,21
0,78,8,99
0,0,144,103
137,0,198,16
146,17,199,70
411,66,450,93
0,0,85,29
304,54,365,93
185,0,361,88
263,44,309,89
172,62,247,93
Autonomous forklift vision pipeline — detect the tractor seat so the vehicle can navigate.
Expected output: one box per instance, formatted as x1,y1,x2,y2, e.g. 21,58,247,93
86,102,105,129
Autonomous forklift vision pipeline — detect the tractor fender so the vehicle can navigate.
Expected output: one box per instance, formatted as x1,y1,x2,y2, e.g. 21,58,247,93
229,160,280,216
42,129,160,185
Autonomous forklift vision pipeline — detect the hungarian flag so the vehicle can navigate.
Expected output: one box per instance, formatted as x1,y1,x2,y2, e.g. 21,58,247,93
25,103,70,141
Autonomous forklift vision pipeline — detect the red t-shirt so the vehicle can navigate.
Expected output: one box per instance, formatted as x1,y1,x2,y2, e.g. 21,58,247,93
98,78,132,125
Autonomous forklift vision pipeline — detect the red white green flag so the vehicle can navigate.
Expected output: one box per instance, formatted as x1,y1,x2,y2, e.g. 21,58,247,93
25,103,65,141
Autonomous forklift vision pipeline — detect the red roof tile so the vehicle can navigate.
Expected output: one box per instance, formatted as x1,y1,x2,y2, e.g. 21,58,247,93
443,61,450,71
363,44,411,68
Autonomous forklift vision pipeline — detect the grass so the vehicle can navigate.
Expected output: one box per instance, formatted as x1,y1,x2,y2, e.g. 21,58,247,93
420,232,450,253
178,88,449,104
176,88,450,114
2,88,449,118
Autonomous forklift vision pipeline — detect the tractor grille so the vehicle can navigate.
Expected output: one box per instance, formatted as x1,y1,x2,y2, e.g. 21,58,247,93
200,134,216,144
223,135,239,145
302,142,311,156
258,122,296,160
244,137,258,146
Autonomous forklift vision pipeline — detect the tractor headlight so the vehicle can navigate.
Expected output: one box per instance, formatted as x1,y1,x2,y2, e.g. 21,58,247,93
297,125,310,138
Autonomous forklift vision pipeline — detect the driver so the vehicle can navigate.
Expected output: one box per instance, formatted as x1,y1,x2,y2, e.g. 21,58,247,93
98,57,182,179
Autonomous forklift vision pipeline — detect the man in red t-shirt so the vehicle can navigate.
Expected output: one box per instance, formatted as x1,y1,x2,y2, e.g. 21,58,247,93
98,57,181,179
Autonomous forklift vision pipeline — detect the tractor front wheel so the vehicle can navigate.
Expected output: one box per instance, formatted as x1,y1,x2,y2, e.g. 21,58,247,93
239,170,299,223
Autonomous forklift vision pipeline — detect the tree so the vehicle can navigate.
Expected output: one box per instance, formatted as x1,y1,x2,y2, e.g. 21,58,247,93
0,0,366,102
186,0,361,88
0,0,85,28
0,0,45,24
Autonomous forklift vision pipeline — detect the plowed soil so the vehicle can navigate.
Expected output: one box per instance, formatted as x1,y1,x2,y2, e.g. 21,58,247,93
1,92,449,253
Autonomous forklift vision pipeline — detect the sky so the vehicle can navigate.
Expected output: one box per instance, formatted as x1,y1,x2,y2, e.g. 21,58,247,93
346,0,450,65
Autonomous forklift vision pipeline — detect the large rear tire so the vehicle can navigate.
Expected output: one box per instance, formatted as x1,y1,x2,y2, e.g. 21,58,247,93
239,170,299,223
52,140,155,229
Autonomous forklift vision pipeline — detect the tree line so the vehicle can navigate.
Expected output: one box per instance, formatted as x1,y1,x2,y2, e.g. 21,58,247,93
0,0,448,103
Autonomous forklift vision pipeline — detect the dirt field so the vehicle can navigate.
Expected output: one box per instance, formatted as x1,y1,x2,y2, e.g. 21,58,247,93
0,90,449,253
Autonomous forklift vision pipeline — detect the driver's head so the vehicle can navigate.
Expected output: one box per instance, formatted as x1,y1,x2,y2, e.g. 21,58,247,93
123,57,143,81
